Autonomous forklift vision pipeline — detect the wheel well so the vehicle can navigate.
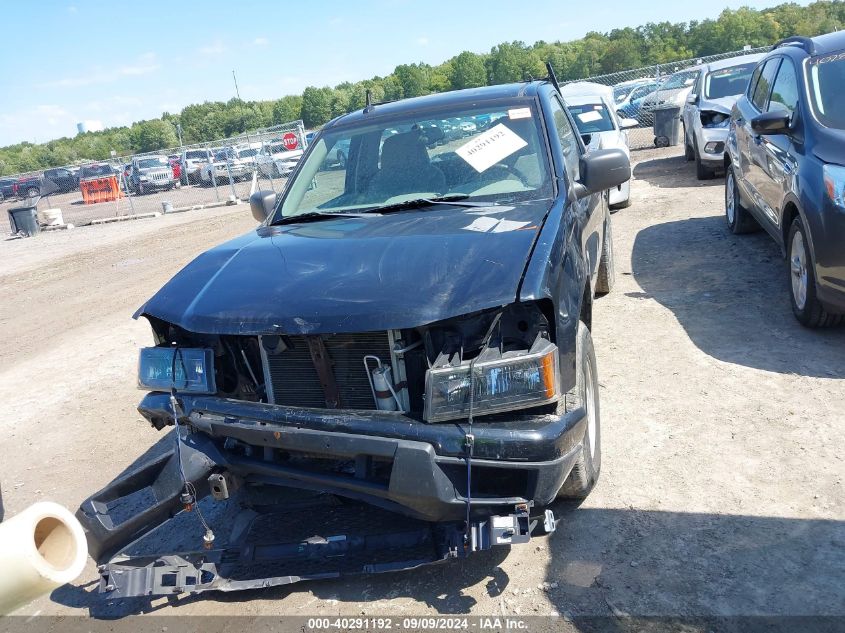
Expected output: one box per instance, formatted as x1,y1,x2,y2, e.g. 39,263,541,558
580,283,592,331
782,202,799,247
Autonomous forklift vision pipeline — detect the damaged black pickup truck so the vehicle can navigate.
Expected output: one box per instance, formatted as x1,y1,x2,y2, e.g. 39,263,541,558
77,71,630,597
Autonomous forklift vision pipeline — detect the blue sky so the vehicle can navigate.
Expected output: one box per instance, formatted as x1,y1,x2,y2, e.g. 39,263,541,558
0,0,803,146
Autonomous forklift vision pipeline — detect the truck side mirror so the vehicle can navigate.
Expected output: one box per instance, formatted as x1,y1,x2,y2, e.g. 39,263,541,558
574,148,631,199
751,111,791,135
249,189,277,222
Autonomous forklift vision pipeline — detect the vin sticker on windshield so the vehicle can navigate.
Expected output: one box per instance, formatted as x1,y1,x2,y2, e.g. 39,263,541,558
456,123,528,173
508,107,532,120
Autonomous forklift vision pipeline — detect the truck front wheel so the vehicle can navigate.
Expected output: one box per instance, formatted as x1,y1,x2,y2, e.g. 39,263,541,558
558,321,601,499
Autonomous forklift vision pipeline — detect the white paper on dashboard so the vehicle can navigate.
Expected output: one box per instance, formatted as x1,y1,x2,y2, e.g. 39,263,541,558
456,123,528,173
577,110,602,123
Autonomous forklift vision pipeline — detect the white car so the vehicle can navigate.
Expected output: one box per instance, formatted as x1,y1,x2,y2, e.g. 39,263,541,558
458,121,477,135
180,148,212,184
561,82,638,209
200,145,260,185
256,142,304,178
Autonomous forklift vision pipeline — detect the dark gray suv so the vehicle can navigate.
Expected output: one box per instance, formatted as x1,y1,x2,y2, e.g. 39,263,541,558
725,31,845,327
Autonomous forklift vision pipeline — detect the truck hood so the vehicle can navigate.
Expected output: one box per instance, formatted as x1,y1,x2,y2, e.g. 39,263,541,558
136,202,550,335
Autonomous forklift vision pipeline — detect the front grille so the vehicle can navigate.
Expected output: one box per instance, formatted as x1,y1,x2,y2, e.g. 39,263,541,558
266,332,392,409
150,171,169,182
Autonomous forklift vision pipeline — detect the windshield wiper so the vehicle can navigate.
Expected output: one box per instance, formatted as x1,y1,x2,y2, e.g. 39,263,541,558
359,194,500,215
270,211,372,226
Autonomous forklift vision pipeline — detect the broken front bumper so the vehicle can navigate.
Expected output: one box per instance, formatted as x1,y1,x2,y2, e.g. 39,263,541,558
696,125,729,167
77,394,582,596
93,500,541,598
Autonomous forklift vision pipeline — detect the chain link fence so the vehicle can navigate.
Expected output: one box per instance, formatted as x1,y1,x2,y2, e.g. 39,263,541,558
563,45,770,149
1,120,306,234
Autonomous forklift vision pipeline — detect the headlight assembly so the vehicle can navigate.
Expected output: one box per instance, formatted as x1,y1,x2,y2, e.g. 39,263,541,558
424,339,559,422
138,347,216,394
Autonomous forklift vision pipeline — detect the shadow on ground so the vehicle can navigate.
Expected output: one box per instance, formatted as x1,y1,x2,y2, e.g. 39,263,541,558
633,154,724,189
631,214,845,376
541,504,845,623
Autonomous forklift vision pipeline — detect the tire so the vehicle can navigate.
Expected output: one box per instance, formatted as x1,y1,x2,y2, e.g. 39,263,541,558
558,322,601,499
725,165,758,234
609,195,630,211
137,182,144,196
25,186,39,198
595,218,616,295
683,125,694,161
787,217,843,328
694,137,715,180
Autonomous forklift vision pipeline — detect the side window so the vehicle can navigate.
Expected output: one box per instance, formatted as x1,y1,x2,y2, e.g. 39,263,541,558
746,65,763,99
751,59,781,111
768,60,799,115
549,97,580,182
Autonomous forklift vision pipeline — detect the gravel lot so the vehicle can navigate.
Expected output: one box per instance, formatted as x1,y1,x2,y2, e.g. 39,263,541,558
1,146,842,626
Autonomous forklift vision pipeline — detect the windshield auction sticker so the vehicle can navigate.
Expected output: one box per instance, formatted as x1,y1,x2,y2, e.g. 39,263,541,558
456,123,528,173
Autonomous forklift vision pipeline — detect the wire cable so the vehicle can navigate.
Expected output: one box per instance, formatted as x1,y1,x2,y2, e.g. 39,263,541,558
463,312,503,544
170,346,214,543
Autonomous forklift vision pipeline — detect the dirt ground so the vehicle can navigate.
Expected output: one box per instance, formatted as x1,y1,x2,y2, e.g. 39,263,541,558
1,146,843,626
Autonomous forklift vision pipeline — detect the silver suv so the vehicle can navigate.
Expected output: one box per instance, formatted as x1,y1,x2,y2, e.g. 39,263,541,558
681,53,763,179
130,155,176,195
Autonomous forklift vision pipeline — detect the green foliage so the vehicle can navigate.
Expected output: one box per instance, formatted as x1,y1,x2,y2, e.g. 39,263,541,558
2,0,843,175
300,86,335,128
448,51,488,89
486,41,546,84
131,119,179,153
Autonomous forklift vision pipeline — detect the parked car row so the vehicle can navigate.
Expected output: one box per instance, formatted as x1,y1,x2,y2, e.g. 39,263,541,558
0,135,307,204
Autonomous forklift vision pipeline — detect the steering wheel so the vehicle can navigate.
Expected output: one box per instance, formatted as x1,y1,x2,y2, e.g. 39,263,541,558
490,162,530,187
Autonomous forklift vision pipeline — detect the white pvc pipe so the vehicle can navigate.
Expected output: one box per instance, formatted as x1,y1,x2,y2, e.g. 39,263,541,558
0,501,88,615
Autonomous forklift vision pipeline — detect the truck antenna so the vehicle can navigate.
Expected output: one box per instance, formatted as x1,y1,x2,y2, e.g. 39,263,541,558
545,62,561,94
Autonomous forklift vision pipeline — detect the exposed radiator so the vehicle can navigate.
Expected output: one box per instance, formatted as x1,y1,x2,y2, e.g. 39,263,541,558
264,332,393,409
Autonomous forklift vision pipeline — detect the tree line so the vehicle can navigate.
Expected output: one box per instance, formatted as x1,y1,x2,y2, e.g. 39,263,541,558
1,1,843,176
